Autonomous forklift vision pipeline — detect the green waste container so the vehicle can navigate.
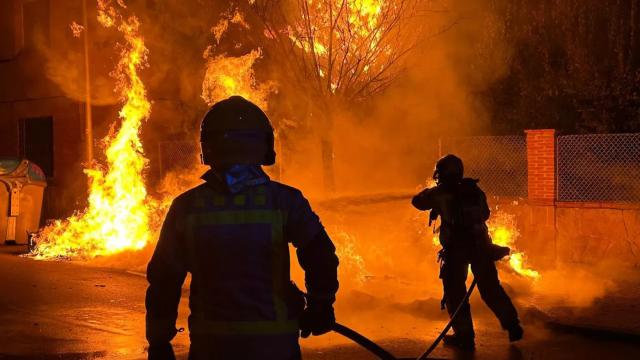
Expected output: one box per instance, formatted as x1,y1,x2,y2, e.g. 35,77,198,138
0,158,47,245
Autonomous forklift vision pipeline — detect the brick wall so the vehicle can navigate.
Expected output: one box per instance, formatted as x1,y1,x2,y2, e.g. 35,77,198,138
526,129,556,204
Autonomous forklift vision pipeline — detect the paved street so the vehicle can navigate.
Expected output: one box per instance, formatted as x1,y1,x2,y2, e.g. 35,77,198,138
1,248,639,360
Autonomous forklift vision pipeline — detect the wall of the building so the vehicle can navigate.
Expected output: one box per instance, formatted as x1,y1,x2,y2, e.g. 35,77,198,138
0,0,206,221
0,0,87,220
0,98,86,220
0,0,23,62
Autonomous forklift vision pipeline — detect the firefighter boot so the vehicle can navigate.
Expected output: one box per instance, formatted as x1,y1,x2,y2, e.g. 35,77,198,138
508,323,524,342
443,334,475,350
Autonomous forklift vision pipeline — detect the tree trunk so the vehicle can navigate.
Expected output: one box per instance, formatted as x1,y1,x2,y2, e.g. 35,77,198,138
318,101,336,193
321,136,335,193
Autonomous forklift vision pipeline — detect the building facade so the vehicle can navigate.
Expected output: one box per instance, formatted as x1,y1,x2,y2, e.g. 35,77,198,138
0,0,93,221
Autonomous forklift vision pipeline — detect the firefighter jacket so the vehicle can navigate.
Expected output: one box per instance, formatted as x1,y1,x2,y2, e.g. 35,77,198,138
412,178,491,249
145,167,339,346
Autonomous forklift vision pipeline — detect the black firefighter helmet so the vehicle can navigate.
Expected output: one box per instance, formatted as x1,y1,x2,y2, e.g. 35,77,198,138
433,154,464,185
200,96,276,166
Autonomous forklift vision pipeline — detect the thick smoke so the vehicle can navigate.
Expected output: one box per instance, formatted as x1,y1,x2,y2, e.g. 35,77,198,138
327,0,513,194
34,3,119,106
33,1,633,344
38,0,514,290
37,0,512,194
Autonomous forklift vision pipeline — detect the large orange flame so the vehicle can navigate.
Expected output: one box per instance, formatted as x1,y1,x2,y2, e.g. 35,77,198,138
330,227,370,284
488,211,540,279
201,48,276,109
33,0,154,259
201,6,276,108
421,182,540,280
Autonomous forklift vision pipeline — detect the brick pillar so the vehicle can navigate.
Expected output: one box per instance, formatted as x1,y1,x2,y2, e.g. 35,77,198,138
526,129,556,205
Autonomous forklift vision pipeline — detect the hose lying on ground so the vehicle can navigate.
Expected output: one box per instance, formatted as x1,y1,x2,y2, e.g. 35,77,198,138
331,278,478,360
332,323,398,360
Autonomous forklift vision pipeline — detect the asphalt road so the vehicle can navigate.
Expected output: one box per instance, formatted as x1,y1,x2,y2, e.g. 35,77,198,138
1,248,639,360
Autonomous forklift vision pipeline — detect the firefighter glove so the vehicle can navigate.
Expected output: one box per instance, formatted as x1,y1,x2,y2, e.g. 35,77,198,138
299,302,335,338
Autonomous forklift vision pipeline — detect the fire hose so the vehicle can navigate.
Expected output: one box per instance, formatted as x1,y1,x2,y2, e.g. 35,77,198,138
416,278,477,360
331,278,478,360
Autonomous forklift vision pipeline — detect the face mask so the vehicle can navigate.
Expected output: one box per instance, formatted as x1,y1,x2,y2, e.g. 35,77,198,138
222,164,269,193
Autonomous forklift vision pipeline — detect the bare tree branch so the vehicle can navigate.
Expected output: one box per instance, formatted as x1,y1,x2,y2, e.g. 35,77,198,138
248,0,451,111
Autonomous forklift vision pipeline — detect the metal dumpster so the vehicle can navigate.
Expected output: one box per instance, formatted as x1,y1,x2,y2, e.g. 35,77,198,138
0,159,47,245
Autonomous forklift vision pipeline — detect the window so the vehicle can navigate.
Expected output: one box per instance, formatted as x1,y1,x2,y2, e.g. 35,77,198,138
19,117,54,177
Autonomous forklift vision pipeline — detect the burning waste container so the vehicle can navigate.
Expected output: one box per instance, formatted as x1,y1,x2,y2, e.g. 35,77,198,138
0,159,47,245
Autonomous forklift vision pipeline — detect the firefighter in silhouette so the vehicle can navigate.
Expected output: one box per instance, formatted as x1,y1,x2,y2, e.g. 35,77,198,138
145,96,339,360
412,154,523,350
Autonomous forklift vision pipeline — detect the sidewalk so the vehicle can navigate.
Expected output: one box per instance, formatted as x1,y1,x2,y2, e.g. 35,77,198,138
525,276,640,339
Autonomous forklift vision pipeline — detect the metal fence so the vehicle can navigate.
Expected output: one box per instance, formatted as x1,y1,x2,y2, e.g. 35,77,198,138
158,134,640,202
158,140,200,176
557,133,640,202
440,136,528,197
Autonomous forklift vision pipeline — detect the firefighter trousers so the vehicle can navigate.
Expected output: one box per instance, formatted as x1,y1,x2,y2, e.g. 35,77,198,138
441,248,520,339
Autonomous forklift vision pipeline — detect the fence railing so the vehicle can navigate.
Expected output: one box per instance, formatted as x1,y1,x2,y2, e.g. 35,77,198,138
440,135,528,197
557,133,640,202
157,133,640,203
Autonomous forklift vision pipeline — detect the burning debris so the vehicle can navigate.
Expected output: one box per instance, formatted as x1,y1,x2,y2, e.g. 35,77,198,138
69,21,84,38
